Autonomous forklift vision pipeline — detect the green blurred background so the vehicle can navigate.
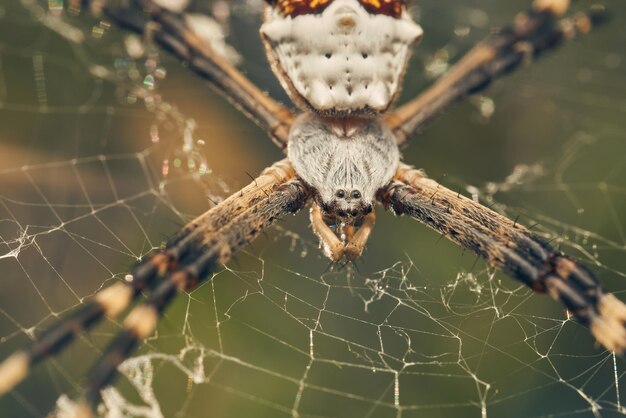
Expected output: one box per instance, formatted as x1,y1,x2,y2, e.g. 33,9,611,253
1,0,626,417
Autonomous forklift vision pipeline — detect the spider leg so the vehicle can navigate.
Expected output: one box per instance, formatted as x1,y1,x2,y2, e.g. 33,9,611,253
73,173,308,416
0,160,304,395
83,0,294,149
378,164,626,353
386,2,608,146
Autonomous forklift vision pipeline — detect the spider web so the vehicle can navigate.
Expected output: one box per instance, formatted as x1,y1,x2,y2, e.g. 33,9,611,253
1,1,626,417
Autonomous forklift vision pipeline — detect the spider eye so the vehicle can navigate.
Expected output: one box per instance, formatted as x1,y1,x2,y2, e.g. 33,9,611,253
335,189,346,199
267,0,333,17
358,0,406,18
351,190,362,199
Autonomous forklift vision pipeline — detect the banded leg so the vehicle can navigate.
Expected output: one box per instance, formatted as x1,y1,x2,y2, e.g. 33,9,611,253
378,164,626,353
386,0,608,145
0,159,301,395
83,0,294,149
75,172,308,416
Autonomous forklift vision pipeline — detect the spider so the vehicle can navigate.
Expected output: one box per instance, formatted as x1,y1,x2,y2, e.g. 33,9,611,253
0,0,622,416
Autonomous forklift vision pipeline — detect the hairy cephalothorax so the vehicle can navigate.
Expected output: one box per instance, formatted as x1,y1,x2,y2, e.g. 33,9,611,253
288,113,399,220
287,112,400,259
1,1,624,416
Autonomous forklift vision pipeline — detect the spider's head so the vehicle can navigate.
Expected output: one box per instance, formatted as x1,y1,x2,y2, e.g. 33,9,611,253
260,0,423,115
318,188,374,223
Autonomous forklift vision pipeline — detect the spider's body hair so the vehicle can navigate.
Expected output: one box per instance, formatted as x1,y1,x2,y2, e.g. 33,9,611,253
288,113,399,222
261,0,422,115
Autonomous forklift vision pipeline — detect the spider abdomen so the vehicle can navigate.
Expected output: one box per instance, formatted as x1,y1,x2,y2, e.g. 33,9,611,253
261,0,422,114
288,113,399,220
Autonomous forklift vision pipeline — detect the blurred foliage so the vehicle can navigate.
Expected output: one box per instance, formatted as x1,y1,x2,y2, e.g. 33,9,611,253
0,1,625,417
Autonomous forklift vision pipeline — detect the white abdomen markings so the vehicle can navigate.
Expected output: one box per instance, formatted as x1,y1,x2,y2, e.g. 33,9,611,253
261,0,422,114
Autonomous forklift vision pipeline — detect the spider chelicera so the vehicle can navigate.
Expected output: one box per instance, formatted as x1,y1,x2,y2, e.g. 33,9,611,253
0,0,622,416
